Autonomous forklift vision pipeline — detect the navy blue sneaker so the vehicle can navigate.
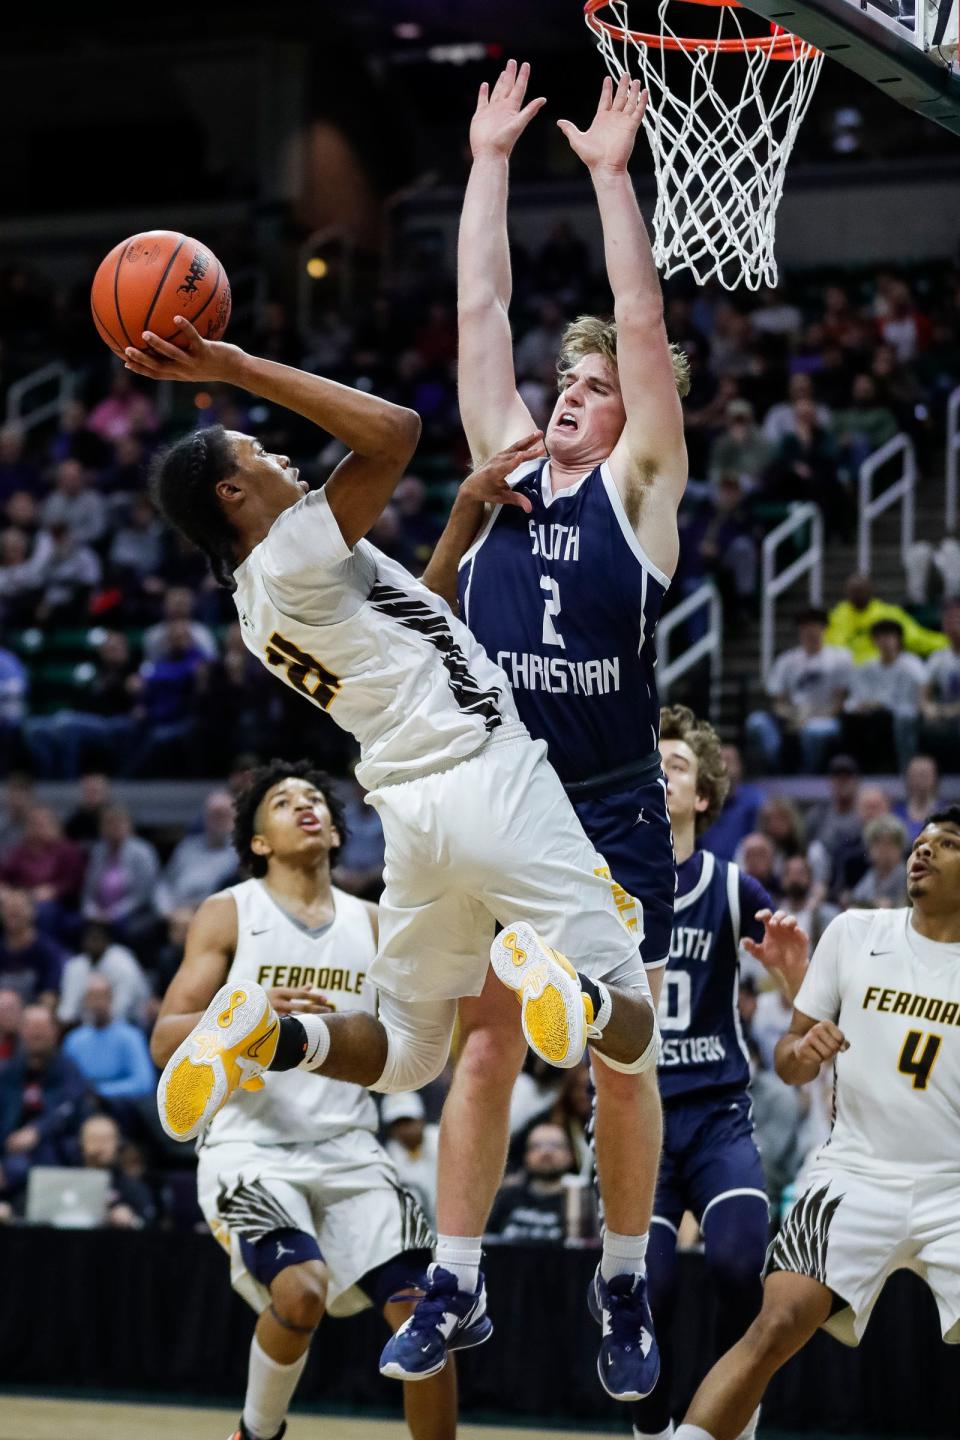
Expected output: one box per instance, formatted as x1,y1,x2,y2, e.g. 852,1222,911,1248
379,1264,493,1380
587,1266,660,1401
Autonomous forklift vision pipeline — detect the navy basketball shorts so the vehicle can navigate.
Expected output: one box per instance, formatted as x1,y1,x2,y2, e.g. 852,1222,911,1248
573,775,675,971
654,1090,767,1230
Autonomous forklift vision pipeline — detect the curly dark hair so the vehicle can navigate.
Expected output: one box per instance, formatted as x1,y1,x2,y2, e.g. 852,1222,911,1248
232,759,348,878
660,704,730,834
149,424,240,590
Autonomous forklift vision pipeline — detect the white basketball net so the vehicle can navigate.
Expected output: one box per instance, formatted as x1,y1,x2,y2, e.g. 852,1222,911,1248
586,1,825,290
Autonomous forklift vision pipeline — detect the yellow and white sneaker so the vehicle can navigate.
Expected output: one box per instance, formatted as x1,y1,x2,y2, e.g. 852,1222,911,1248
157,982,279,1141
490,921,590,1069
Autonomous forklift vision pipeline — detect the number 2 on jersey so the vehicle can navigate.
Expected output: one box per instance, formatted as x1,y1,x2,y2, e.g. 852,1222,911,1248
897,1029,941,1090
540,576,565,649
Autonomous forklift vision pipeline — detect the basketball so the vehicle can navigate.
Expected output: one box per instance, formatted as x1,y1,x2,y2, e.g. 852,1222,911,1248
90,230,231,360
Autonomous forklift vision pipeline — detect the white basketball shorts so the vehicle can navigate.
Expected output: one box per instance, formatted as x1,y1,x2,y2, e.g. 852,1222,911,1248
197,1128,433,1318
366,725,650,1004
766,1163,960,1346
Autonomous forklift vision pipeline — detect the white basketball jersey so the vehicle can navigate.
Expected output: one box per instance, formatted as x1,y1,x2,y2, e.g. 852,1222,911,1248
232,488,520,790
796,907,960,1179
201,878,378,1148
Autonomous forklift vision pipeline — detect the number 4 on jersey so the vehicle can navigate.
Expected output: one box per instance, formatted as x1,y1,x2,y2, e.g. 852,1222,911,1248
898,1030,942,1090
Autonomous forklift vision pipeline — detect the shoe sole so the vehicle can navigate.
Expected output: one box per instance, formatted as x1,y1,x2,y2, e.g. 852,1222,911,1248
379,1318,493,1381
157,982,278,1142
490,921,587,1069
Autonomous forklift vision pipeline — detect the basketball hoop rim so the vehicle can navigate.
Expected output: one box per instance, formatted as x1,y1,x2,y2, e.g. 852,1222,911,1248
584,0,820,58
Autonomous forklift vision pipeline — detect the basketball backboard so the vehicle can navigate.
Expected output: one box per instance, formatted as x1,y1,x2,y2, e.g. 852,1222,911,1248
737,0,960,132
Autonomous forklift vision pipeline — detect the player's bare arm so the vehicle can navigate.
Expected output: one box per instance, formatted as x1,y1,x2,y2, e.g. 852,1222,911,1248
421,432,545,608
559,75,687,576
742,909,810,1003
458,59,546,465
774,1008,849,1087
150,894,333,1065
122,316,420,547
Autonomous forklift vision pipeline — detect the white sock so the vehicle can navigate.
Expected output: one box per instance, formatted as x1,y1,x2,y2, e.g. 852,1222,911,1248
435,1234,482,1293
633,1423,674,1440
242,1335,308,1440
601,1227,649,1281
674,1427,717,1440
737,1406,761,1440
296,1014,330,1071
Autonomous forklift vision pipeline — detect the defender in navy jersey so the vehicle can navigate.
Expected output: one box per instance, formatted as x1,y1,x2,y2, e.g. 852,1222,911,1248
631,707,811,1440
421,61,691,1402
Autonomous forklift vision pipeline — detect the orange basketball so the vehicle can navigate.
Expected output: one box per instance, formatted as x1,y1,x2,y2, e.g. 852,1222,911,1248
90,230,231,360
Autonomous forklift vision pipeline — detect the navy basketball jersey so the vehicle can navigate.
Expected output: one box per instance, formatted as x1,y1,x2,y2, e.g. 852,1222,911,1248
458,459,668,785
659,850,771,1102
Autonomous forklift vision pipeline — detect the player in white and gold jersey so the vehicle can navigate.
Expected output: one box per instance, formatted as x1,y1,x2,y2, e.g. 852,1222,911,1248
131,319,662,1396
150,761,455,1440
672,806,960,1440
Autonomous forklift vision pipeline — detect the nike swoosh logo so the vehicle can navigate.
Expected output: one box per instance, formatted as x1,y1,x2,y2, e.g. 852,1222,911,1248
869,949,892,956
251,928,270,936
248,1020,279,1058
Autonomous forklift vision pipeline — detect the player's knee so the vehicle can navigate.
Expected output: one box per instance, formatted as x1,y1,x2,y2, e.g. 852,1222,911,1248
742,1298,810,1369
374,1033,449,1094
270,1260,328,1331
706,1241,766,1294
456,1020,525,1094
704,1206,769,1291
592,990,658,1074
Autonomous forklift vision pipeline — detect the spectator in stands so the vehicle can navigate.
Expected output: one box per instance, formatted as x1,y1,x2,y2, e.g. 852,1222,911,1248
826,571,947,663
0,423,39,504
0,987,23,1062
87,369,157,442
699,744,762,859
64,772,113,847
78,1113,156,1228
126,620,207,776
737,832,782,904
831,783,892,899
0,525,43,625
101,433,148,495
747,1035,805,1212
34,520,102,625
331,776,385,899
0,639,26,772
0,772,35,856
154,790,238,917
755,796,806,877
151,905,193,1001
62,974,155,1103
765,396,851,539
919,597,960,763
843,618,926,769
40,459,106,548
393,475,441,575
193,624,274,771
381,1091,439,1228
47,399,110,471
108,493,164,598
806,753,862,885
876,280,930,364
58,921,151,1028
0,1004,87,1196
677,473,758,620
745,606,853,773
24,631,137,779
832,372,898,472
143,585,217,663
780,854,838,949
752,984,794,1072
893,754,941,844
514,297,566,381
486,1121,575,1244
707,399,772,484
0,888,66,1005
82,805,159,947
0,806,86,931
849,814,909,907
761,372,831,445
543,1060,595,1179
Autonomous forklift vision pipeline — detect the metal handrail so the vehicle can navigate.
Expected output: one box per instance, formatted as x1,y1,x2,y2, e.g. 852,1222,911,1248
658,580,723,723
761,503,823,682
857,432,915,574
946,386,960,534
5,361,73,432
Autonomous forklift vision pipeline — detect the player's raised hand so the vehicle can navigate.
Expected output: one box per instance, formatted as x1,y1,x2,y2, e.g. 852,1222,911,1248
470,59,547,160
557,74,648,175
267,986,335,1016
743,909,809,1003
795,1019,849,1068
123,315,243,384
461,432,547,514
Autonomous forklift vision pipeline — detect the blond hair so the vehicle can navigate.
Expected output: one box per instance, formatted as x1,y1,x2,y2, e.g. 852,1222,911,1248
660,704,730,833
557,315,691,399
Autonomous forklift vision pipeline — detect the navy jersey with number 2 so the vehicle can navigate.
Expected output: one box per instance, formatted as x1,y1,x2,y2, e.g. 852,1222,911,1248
458,457,676,967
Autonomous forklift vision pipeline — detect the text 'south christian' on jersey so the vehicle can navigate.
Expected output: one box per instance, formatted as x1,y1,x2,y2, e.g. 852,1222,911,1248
458,459,668,785
658,850,770,1102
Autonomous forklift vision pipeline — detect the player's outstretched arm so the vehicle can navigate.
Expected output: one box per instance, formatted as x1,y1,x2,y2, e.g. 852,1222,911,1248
774,1009,849,1087
458,59,545,465
124,319,421,548
559,77,687,558
421,431,545,608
